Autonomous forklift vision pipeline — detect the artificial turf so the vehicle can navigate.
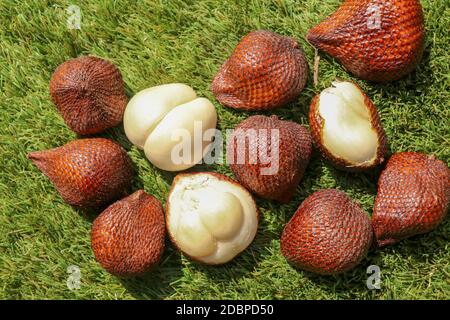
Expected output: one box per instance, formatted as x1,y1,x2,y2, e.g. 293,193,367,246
0,0,449,300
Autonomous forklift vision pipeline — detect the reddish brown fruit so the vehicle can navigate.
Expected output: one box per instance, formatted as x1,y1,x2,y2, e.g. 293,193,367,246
91,190,165,277
50,56,128,135
309,81,387,171
372,152,450,247
212,30,309,111
28,138,134,210
281,189,373,275
227,115,312,203
307,0,425,82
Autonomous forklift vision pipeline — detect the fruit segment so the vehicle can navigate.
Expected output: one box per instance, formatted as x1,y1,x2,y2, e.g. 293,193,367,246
197,190,244,240
124,83,217,171
176,213,217,257
166,172,259,264
309,81,387,171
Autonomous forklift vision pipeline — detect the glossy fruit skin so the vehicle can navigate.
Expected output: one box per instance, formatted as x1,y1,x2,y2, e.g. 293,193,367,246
309,82,387,171
91,190,165,277
212,30,309,110
50,56,128,135
372,152,450,247
281,189,373,275
28,138,134,210
307,0,425,82
227,115,312,203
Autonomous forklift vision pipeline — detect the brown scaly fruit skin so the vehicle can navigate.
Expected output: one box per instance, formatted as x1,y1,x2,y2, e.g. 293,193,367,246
91,190,165,277
309,82,387,172
372,152,450,247
307,0,425,82
28,138,134,210
50,56,128,135
211,30,309,111
227,115,312,203
281,189,373,275
165,172,260,265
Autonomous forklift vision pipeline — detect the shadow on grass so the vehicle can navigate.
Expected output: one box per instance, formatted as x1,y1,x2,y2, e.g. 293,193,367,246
327,163,382,199
119,245,184,299
376,217,450,258
189,216,278,283
285,152,381,214
295,267,374,298
315,40,434,94
368,44,434,95
288,249,387,298
118,213,280,299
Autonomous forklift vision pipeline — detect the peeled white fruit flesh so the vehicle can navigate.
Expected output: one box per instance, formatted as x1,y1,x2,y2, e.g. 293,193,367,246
317,81,379,165
167,173,259,264
124,83,217,171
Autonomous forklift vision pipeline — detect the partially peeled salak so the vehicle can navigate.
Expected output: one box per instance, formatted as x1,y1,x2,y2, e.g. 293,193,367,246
309,81,387,171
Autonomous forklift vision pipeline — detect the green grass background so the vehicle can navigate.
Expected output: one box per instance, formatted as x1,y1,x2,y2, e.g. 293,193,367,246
0,0,449,300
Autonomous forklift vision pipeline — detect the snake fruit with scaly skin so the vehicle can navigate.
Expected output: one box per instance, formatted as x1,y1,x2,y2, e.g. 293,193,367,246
91,190,165,277
212,30,309,110
28,138,134,210
372,152,450,247
281,189,373,275
50,56,128,135
227,115,312,203
307,0,425,82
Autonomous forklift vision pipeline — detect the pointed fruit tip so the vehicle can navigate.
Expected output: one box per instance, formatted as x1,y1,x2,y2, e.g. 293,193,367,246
306,29,318,45
27,150,43,160
129,189,148,201
27,150,50,164
28,150,53,174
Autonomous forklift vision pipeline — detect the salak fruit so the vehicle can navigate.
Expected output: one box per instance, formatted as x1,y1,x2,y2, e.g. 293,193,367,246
372,152,450,247
212,30,309,110
309,80,387,171
28,138,134,210
166,172,259,265
227,115,312,203
123,83,217,171
50,56,128,135
307,0,425,82
91,190,166,277
281,189,373,275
